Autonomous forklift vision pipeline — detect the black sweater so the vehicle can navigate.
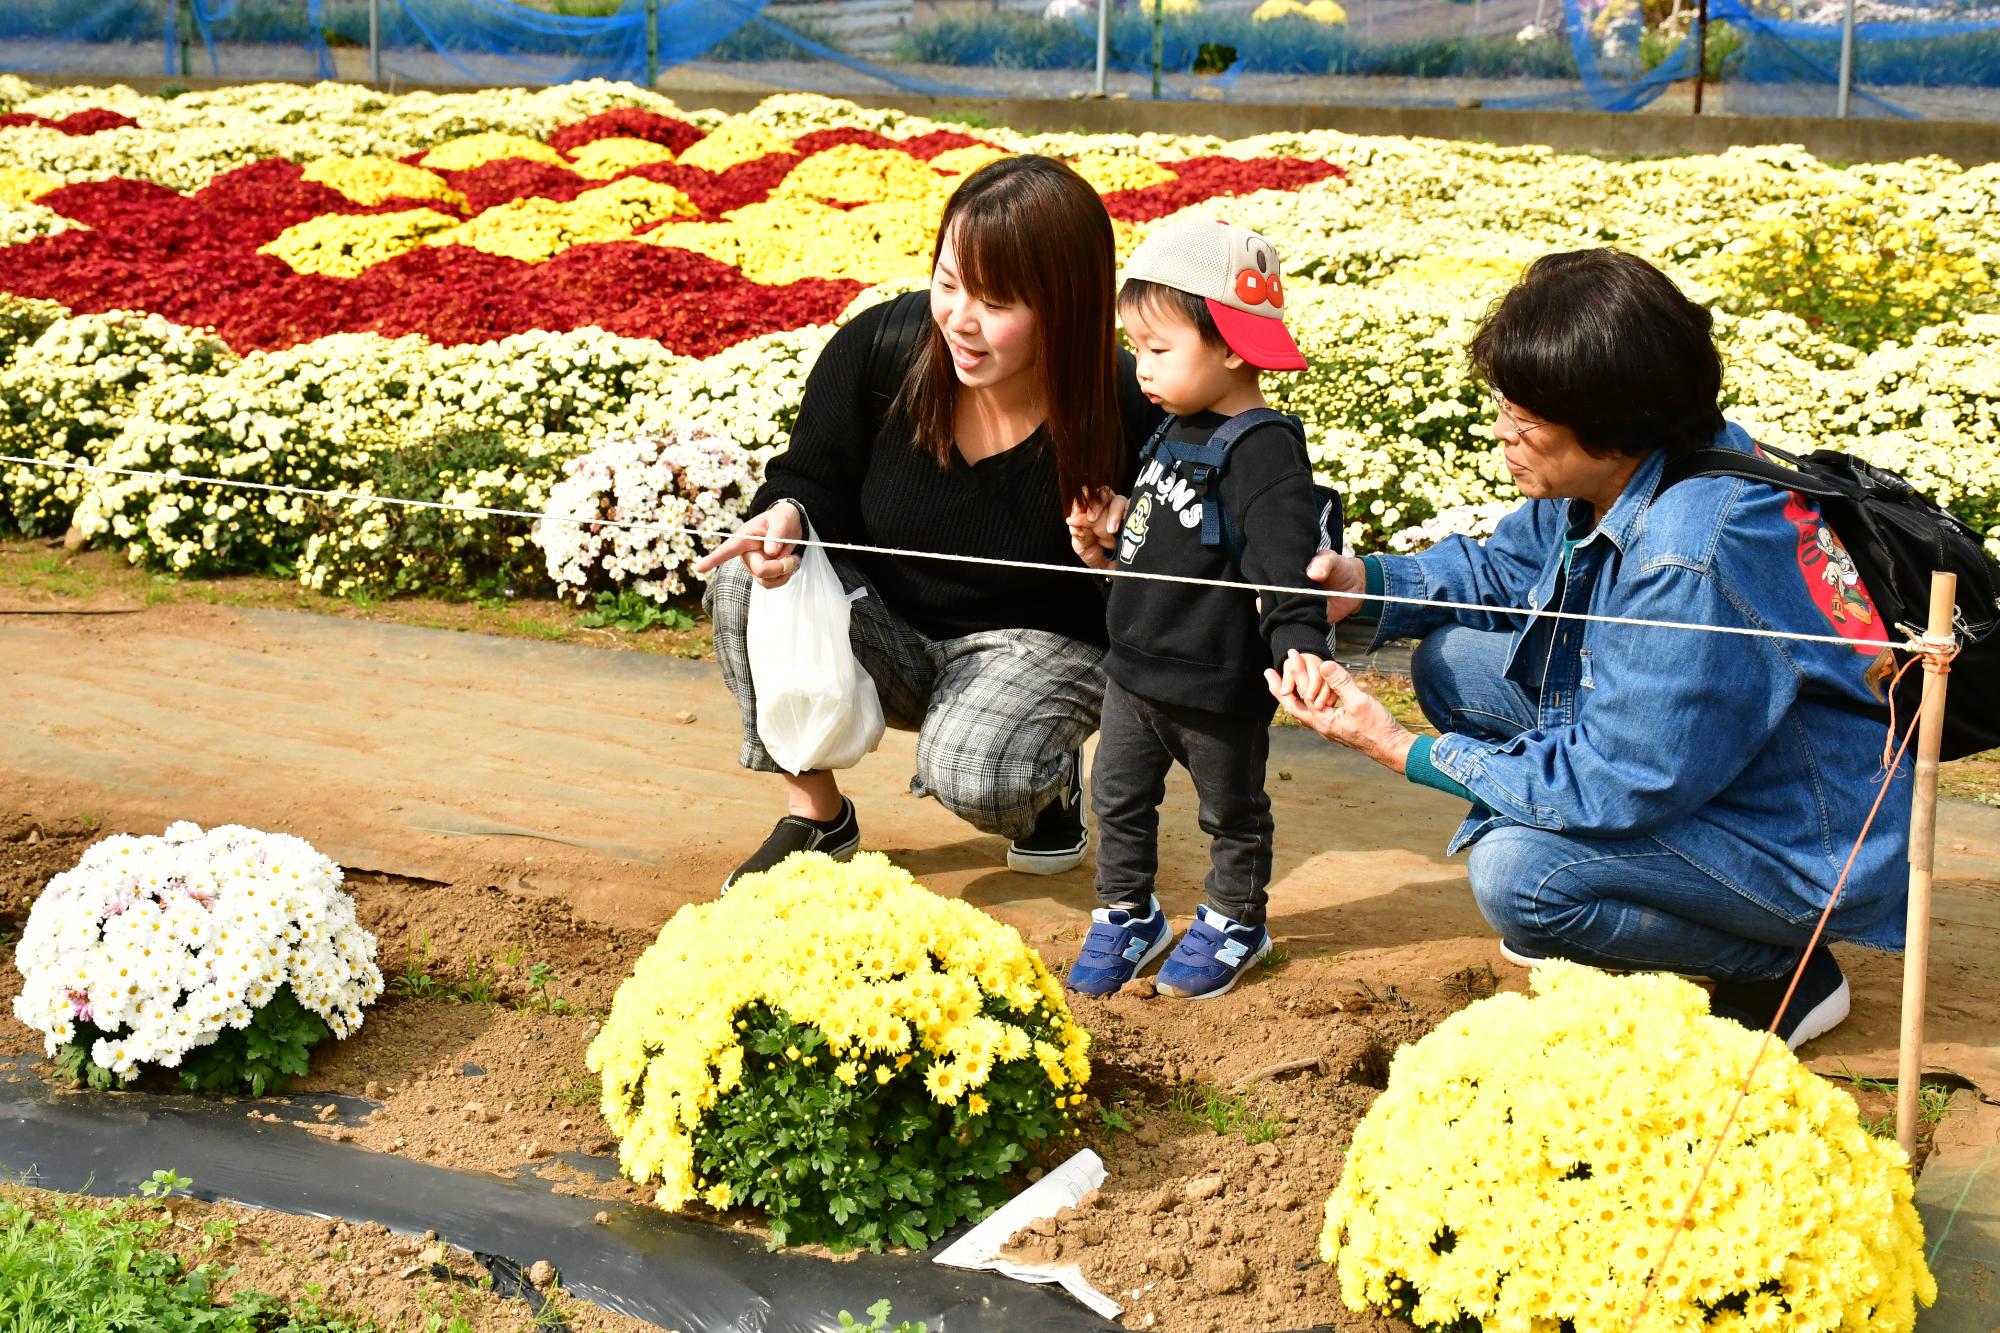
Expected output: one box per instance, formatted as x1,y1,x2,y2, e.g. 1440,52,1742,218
750,294,1163,646
1104,412,1332,716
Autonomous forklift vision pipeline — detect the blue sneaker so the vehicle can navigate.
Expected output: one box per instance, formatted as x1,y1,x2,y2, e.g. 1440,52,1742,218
1155,905,1272,1000
1066,898,1173,997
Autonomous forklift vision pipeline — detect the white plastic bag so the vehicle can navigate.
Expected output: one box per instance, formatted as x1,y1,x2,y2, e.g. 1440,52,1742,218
747,542,885,774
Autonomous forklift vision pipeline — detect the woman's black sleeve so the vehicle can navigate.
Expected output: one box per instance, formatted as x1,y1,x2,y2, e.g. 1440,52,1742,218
748,299,895,544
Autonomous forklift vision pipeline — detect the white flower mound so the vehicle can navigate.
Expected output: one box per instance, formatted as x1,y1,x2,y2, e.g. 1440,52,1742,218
11,822,384,1078
535,425,764,605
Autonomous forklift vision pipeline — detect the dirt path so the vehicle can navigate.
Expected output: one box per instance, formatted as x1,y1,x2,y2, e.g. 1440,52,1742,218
4,601,1998,1330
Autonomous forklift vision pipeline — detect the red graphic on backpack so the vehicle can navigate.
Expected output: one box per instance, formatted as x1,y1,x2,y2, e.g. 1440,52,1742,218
1783,491,1888,654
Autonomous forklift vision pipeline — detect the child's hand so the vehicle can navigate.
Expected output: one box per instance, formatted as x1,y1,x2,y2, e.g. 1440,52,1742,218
1283,650,1337,709
1068,489,1124,570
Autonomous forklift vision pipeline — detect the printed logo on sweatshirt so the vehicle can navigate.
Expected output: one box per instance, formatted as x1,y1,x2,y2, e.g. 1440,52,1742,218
1135,456,1207,525
1118,494,1154,564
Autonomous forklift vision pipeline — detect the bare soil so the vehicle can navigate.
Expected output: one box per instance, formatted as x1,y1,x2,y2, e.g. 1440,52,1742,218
4,599,1998,1332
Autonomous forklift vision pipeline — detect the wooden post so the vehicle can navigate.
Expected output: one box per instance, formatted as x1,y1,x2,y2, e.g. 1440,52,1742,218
1897,570,1957,1159
1692,0,1708,115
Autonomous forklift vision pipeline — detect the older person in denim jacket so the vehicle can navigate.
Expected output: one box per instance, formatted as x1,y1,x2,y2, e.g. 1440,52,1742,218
1270,250,1909,1050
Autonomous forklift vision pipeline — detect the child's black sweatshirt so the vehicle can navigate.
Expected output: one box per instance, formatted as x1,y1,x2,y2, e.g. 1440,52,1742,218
1104,411,1332,716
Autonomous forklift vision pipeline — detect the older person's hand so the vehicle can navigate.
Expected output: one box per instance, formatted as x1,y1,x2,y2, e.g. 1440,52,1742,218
1308,551,1369,625
693,501,807,589
1266,651,1419,774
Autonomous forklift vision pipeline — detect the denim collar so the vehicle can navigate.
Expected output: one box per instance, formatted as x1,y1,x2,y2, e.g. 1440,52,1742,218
1564,445,1670,555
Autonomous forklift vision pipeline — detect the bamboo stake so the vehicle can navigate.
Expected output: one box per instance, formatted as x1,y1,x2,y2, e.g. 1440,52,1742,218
1897,570,1957,1159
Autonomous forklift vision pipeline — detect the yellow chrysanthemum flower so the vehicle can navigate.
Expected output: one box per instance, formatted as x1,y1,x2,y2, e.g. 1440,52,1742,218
1320,963,1937,1332
566,135,679,179
417,131,567,172
0,164,61,204
301,155,466,209
257,207,460,279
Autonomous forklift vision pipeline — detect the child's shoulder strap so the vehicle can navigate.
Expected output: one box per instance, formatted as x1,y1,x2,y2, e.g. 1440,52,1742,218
865,289,931,424
1154,409,1308,552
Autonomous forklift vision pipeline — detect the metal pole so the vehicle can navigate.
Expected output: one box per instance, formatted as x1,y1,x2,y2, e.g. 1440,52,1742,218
1094,0,1110,96
1150,0,1163,99
1692,0,1707,114
1836,0,1858,117
368,0,382,83
1896,571,1957,1160
645,0,660,88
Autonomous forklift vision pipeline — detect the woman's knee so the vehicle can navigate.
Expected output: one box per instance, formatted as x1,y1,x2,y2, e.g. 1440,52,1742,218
1408,629,1468,733
1466,826,1566,941
702,559,751,629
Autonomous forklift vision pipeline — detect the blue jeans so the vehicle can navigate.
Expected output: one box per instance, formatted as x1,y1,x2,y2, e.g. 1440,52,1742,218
1412,624,1810,982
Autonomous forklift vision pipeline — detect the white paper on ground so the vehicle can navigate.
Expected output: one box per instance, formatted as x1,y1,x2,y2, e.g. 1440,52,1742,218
932,1148,1121,1320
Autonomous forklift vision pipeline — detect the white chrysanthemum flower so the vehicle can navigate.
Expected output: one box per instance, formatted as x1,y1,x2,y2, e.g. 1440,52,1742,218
10,823,384,1080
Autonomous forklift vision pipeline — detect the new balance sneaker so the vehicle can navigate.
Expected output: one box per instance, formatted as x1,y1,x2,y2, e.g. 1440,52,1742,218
721,799,860,893
1007,750,1088,875
1154,904,1273,1000
1065,897,1173,997
1708,945,1851,1051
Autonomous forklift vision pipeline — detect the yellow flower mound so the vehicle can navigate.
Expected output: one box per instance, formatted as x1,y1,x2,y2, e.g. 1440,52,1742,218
258,208,460,278
0,165,60,204
1066,152,1178,194
301,155,466,209
1149,0,1203,12
566,135,679,180
1320,963,1937,1332
675,119,792,173
776,143,951,209
417,131,567,172
645,196,939,286
929,144,1013,177
1253,0,1349,22
436,176,696,264
586,852,1090,1236
1703,187,1996,352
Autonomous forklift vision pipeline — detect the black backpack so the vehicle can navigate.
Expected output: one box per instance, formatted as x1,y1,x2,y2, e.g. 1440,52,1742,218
1139,409,1346,564
1662,442,2000,760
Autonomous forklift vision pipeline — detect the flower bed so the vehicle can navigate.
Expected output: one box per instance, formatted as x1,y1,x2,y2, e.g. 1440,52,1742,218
1321,963,1937,1329
0,76,1995,600
10,821,383,1095
587,852,1091,1249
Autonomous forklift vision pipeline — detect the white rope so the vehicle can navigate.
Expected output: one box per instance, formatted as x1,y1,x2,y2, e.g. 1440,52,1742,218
0,452,1928,654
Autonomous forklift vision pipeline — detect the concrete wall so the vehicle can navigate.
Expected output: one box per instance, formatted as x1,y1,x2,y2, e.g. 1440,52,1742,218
39,71,2000,163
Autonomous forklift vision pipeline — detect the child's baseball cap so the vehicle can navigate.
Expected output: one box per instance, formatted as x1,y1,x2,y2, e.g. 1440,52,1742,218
1122,216,1307,371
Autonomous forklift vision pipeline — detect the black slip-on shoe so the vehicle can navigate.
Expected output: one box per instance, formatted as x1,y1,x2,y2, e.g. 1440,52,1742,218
1007,751,1087,875
1709,944,1851,1051
721,798,860,893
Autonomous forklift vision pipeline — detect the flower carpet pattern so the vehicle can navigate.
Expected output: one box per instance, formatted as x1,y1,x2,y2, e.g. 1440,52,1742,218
0,75,1995,597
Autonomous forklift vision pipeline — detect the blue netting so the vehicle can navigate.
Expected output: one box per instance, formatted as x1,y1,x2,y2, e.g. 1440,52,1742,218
3,0,1997,118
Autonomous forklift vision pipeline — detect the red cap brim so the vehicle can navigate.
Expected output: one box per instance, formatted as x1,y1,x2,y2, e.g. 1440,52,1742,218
1205,298,1307,371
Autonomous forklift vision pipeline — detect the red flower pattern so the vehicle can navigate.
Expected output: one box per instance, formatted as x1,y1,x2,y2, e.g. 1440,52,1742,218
0,109,141,135
547,108,706,158
0,109,1344,357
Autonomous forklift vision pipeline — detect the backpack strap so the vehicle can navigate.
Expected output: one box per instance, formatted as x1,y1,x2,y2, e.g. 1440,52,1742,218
1659,446,1851,503
864,289,930,424
1154,408,1307,557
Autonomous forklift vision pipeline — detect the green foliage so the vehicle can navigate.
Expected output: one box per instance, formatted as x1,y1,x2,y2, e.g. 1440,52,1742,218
577,588,696,633
303,429,557,600
139,1168,192,1200
839,1299,928,1333
708,14,843,60
525,963,573,1015
393,931,448,1001
689,1004,1067,1252
174,985,331,1097
460,954,499,1007
1167,1083,1285,1144
0,1194,379,1332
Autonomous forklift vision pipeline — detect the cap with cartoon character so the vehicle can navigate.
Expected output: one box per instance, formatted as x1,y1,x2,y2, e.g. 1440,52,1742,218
1122,216,1306,372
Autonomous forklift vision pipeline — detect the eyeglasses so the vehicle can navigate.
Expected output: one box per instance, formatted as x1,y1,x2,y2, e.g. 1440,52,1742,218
1493,396,1550,441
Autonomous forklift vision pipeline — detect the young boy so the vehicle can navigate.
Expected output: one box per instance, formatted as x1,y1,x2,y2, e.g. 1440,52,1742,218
1064,216,1332,1000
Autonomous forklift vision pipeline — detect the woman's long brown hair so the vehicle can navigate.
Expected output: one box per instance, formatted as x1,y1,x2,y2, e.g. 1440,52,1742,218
895,155,1123,507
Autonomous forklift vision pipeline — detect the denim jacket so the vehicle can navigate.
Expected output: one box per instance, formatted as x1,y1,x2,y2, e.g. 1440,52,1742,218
1373,424,1912,949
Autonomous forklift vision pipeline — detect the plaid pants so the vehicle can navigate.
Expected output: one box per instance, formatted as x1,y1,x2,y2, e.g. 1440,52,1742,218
704,557,1107,840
